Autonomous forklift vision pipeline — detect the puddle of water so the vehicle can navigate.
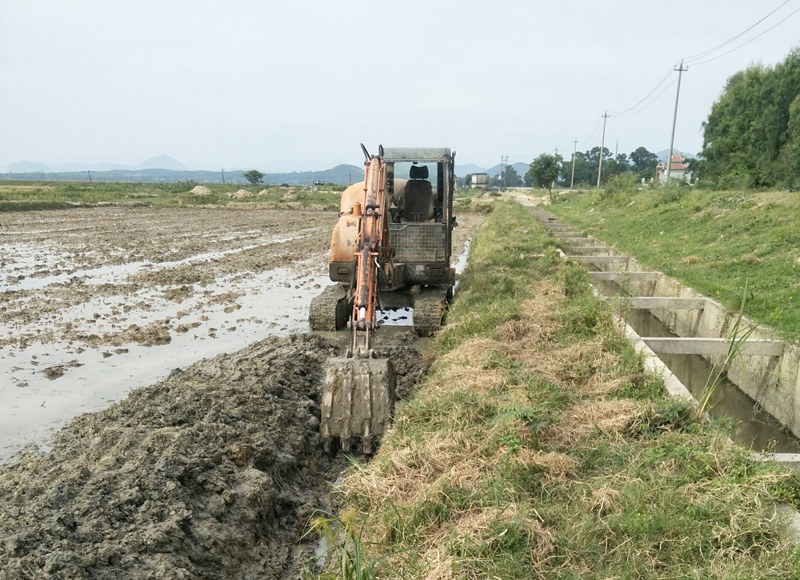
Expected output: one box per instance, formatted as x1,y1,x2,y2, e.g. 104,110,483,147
0,233,308,292
0,262,329,462
0,235,474,462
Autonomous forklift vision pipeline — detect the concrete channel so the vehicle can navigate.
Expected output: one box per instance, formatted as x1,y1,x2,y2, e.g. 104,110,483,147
529,206,800,465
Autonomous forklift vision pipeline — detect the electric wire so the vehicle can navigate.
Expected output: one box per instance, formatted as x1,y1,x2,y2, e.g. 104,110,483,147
574,0,798,162
613,77,677,118
608,67,674,116
579,116,604,149
689,5,800,67
683,0,794,64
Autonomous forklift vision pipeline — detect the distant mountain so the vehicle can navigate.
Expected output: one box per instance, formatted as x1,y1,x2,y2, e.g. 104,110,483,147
0,163,365,186
7,160,50,172
6,154,189,173
134,154,188,171
485,162,529,178
455,163,487,176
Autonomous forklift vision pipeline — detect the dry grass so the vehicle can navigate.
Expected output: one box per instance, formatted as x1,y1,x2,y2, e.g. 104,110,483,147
439,337,509,365
426,363,509,396
510,448,577,480
326,203,798,579
588,484,621,515
340,433,485,510
496,279,565,345
543,399,646,446
419,505,555,580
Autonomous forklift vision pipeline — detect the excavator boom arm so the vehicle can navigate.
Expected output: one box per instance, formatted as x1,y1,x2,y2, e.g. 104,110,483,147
350,154,390,356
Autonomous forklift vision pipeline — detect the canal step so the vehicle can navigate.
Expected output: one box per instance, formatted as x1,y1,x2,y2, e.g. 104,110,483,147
530,206,800,457
643,337,784,357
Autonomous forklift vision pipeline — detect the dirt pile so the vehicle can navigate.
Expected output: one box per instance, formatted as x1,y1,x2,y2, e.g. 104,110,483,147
190,185,212,196
0,333,427,580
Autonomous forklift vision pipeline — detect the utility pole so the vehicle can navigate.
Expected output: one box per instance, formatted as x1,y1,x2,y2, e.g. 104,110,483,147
570,139,577,188
596,111,609,188
87,170,92,183
499,155,508,187
666,60,688,182
221,168,225,184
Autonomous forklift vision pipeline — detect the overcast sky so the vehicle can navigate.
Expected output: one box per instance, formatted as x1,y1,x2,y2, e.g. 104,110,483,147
2,1,799,172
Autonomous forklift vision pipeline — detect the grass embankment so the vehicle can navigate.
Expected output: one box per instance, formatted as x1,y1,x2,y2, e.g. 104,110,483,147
0,181,343,211
315,202,799,579
546,186,800,342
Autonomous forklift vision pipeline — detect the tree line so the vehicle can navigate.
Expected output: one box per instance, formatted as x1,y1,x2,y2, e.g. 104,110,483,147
701,48,800,189
525,145,662,191
515,45,800,192
462,145,662,191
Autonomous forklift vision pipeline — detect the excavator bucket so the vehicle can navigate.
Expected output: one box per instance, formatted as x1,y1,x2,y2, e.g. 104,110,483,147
320,357,395,454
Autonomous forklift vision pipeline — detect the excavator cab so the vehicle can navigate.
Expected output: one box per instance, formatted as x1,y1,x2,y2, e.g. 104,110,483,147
311,146,456,453
399,164,433,222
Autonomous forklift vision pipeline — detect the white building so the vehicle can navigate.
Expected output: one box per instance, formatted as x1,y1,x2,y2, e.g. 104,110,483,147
656,154,693,184
470,173,488,189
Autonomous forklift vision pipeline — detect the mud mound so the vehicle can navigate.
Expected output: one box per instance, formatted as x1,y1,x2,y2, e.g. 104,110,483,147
0,333,428,579
190,185,212,196
226,189,253,199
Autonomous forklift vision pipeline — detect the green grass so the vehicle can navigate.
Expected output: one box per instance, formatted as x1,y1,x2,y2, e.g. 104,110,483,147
318,201,799,580
546,186,800,341
0,180,344,211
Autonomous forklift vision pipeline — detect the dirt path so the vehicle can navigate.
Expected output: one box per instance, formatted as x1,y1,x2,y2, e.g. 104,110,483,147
0,207,480,460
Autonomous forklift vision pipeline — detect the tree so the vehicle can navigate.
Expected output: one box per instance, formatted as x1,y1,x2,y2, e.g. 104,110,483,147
528,154,562,201
604,153,630,178
559,151,594,185
244,170,265,186
629,147,659,179
701,48,800,187
497,165,523,187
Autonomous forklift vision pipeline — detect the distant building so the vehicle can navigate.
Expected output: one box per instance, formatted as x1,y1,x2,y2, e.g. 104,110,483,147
656,154,693,184
470,173,488,189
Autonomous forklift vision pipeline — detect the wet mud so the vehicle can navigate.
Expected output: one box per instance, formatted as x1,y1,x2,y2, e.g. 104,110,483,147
0,333,428,579
0,205,480,578
0,207,479,459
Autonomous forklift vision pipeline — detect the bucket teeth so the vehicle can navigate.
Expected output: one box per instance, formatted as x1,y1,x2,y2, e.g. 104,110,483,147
320,357,395,454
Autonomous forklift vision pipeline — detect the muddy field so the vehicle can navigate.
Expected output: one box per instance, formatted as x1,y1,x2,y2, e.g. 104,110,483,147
0,206,480,460
0,205,480,578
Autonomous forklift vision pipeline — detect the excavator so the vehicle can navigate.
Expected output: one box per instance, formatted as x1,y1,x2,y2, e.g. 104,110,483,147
310,145,456,453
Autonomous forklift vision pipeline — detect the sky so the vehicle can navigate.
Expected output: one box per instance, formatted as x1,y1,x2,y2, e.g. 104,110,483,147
1,0,799,172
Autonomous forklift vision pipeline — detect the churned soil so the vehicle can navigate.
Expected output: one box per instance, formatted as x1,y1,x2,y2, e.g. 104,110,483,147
0,333,428,579
0,205,480,578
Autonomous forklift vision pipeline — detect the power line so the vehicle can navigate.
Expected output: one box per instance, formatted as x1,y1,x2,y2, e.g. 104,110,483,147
579,116,604,149
689,5,800,67
613,77,677,119
683,0,794,64
609,67,674,116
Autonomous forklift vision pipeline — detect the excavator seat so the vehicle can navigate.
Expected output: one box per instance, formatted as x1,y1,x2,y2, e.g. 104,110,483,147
402,164,433,222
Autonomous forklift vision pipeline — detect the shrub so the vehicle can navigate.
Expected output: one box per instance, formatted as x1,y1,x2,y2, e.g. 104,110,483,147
600,173,638,201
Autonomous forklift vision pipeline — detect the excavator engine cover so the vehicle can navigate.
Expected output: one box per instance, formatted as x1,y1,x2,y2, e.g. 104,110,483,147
320,357,395,454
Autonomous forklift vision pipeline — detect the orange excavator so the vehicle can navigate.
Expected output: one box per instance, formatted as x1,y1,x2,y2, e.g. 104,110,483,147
311,145,457,453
